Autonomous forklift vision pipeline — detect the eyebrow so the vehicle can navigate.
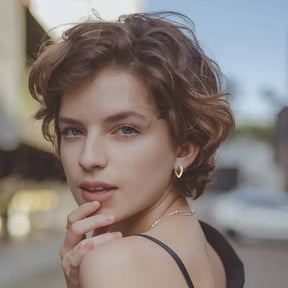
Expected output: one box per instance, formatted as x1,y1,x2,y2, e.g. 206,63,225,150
58,111,149,126
103,111,148,123
58,117,82,126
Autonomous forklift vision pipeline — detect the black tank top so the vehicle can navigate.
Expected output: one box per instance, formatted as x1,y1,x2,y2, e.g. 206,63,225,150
136,221,244,288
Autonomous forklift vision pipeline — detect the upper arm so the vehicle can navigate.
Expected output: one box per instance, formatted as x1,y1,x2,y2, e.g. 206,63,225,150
79,235,209,288
79,238,146,288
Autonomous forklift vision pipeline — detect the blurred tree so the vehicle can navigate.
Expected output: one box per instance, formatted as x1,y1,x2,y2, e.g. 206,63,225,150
261,87,287,110
232,124,273,143
227,78,240,108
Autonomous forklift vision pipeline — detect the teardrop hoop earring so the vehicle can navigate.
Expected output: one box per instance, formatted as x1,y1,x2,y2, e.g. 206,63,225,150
174,165,184,178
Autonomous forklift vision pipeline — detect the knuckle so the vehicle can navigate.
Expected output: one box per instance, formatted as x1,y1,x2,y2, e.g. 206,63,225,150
61,258,66,270
70,222,81,235
79,240,87,248
59,246,65,258
62,262,67,270
79,244,92,257
104,233,113,240
67,214,74,226
79,249,88,259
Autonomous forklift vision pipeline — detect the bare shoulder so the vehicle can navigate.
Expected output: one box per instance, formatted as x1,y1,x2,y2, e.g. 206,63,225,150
79,220,226,288
79,235,160,288
81,234,150,264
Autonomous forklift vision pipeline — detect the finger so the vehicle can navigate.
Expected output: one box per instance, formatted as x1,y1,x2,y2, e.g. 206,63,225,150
90,231,123,245
66,201,100,229
70,232,123,268
60,207,103,260
68,240,93,270
92,225,109,236
65,214,116,247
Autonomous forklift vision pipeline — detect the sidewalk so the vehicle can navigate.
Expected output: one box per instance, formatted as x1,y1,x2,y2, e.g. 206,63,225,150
0,231,66,288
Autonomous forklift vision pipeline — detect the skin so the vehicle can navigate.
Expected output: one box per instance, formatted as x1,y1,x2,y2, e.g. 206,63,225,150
58,69,225,287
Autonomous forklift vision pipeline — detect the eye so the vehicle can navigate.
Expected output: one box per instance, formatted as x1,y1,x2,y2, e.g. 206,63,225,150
61,128,84,137
117,125,139,136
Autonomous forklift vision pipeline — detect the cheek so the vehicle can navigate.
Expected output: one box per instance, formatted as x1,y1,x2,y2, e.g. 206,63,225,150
119,138,176,185
60,148,83,203
60,146,78,178
145,148,175,183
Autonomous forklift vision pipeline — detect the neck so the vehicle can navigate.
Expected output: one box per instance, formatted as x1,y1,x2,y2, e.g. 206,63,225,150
110,195,190,236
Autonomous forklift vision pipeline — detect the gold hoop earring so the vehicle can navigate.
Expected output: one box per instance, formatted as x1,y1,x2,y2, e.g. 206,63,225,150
174,165,183,178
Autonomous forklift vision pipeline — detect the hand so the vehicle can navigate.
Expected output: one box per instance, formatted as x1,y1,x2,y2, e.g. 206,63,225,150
59,201,122,288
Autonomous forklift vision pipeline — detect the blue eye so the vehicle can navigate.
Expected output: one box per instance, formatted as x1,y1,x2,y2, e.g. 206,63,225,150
117,125,138,136
61,128,83,137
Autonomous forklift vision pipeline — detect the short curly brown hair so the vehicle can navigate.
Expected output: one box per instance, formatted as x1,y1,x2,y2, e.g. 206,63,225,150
29,12,234,199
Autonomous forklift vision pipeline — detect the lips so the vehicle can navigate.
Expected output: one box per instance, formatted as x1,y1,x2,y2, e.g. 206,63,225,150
79,181,117,203
83,186,112,193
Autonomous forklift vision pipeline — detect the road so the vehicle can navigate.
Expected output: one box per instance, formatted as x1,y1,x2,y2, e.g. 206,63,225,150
232,239,288,288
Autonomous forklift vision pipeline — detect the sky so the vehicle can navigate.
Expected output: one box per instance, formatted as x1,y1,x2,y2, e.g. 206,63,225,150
30,0,288,124
145,0,288,124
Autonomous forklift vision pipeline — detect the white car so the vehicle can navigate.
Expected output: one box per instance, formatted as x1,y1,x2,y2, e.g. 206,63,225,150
212,186,288,241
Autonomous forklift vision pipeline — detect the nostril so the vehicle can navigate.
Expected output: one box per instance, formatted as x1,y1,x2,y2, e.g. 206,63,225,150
79,148,108,170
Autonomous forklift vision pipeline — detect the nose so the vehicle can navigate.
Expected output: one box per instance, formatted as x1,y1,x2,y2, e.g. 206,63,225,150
78,135,108,171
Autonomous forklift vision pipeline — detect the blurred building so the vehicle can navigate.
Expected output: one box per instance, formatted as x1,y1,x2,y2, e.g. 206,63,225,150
0,0,144,240
0,0,52,153
0,1,24,151
274,106,288,191
1,0,146,165
209,136,286,192
0,1,56,179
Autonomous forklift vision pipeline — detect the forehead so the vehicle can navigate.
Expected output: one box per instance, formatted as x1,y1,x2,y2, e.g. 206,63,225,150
60,69,157,117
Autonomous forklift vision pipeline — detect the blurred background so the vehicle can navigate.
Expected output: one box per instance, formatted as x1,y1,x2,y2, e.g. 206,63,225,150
0,1,287,287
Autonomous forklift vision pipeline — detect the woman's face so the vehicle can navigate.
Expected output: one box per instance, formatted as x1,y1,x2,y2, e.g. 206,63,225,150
58,69,178,223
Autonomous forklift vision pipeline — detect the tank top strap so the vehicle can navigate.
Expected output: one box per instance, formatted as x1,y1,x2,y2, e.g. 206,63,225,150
135,234,194,288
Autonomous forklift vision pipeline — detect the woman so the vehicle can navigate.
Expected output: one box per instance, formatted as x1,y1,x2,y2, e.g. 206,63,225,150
29,12,244,288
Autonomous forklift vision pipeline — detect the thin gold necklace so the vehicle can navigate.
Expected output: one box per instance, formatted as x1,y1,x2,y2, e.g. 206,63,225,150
149,209,195,230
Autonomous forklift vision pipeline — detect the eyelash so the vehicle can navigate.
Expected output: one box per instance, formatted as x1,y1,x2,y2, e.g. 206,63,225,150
59,125,140,138
60,127,84,137
115,125,139,137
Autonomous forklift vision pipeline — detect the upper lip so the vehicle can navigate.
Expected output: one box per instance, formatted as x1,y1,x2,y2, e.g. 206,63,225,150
79,181,117,191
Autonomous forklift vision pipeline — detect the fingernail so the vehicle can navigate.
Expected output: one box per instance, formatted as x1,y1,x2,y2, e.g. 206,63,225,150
104,215,115,222
91,201,100,207
112,232,123,238
106,232,122,240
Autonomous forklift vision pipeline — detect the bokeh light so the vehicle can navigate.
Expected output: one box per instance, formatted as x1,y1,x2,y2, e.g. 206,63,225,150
0,216,2,236
8,212,31,238
7,189,59,238
9,189,59,213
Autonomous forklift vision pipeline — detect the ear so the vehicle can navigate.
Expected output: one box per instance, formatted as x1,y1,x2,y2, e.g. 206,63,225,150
174,142,199,170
